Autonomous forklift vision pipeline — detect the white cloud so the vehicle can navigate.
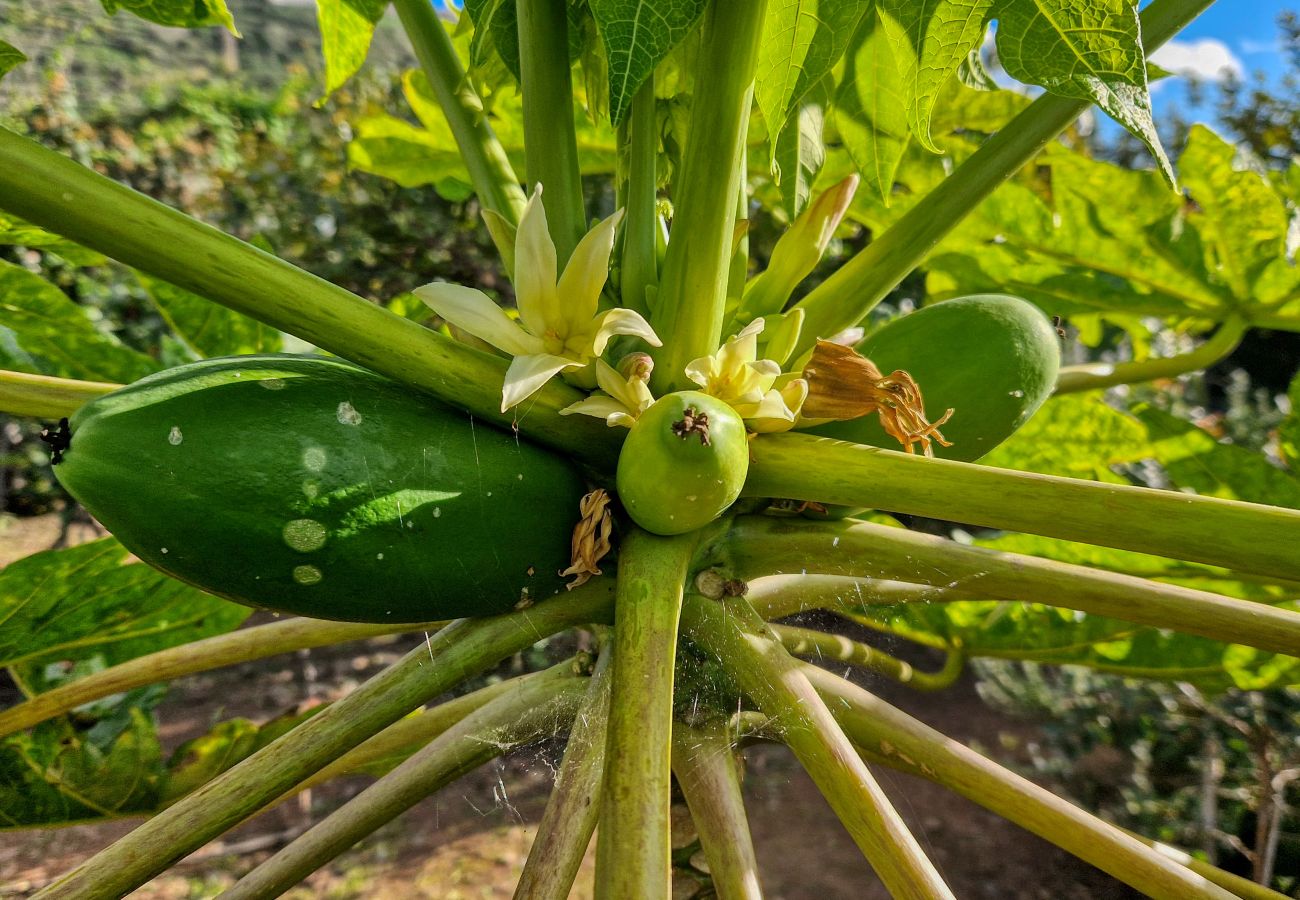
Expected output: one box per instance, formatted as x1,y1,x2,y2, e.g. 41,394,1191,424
1150,39,1245,82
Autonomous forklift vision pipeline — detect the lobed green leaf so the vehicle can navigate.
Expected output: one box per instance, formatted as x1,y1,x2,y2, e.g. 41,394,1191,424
98,0,238,33
590,0,708,126
315,0,390,100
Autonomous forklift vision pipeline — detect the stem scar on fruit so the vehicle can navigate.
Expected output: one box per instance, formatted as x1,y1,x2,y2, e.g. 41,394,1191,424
671,407,711,446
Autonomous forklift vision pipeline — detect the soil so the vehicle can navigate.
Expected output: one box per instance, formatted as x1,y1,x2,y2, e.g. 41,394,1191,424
0,514,1140,899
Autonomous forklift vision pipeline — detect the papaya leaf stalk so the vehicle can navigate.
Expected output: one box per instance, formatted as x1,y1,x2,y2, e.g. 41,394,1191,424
681,593,955,899
0,369,119,419
802,664,1245,899
744,434,1300,582
222,663,587,900
726,516,1300,656
34,584,614,899
772,624,965,692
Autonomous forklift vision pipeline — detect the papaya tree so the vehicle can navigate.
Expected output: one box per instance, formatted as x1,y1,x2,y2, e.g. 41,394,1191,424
1,0,1298,897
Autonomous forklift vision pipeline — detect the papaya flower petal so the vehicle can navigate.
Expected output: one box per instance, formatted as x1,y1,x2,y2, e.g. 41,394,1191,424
589,307,662,356
557,209,625,335
559,394,636,427
514,185,561,338
596,359,655,415
501,352,580,412
414,283,543,358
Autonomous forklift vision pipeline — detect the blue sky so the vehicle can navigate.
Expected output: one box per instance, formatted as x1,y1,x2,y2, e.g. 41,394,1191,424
1144,1,1293,119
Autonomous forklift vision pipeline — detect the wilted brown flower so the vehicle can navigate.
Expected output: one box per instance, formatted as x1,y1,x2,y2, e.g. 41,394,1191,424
801,340,953,457
560,489,614,589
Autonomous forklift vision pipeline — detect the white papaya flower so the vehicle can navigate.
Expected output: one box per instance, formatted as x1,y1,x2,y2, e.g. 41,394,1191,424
684,318,806,432
415,185,661,412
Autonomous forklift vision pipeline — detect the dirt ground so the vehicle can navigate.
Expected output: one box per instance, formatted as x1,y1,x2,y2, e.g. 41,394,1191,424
0,514,1139,899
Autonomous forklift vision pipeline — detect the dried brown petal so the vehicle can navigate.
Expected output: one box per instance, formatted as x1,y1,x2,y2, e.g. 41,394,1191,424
801,339,953,457
560,489,614,589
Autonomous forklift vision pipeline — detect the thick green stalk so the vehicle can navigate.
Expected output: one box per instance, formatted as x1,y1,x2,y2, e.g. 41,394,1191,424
650,0,769,393
682,594,955,899
621,77,660,317
223,664,586,900
515,644,613,900
595,529,698,900
295,677,523,792
1056,319,1247,394
0,618,444,739
802,665,1243,900
747,573,968,620
744,433,1300,582
0,370,119,419
518,0,585,263
0,127,620,466
35,584,614,899
726,517,1300,656
772,624,964,691
670,719,762,900
392,0,526,234
789,0,1216,353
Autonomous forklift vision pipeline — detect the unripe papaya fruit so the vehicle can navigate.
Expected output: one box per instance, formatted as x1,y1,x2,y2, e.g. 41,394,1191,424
53,355,587,623
616,391,748,536
811,294,1060,462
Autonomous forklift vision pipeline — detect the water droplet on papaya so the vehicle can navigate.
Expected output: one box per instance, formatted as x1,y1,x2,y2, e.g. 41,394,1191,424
283,519,327,552
302,480,320,499
1009,390,1025,398
336,401,362,426
433,508,442,518
260,378,286,391
168,426,183,446
160,547,169,554
303,447,327,471
376,553,384,560
293,564,323,585
517,473,524,480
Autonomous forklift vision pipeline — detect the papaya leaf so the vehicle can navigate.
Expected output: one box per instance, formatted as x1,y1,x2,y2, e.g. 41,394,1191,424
0,260,158,383
99,0,238,34
0,211,107,266
876,0,993,153
464,0,521,81
1282,371,1300,470
0,540,250,698
993,0,1172,187
977,393,1152,481
832,9,909,204
1133,403,1300,509
138,273,283,359
1178,125,1297,303
0,708,163,827
773,77,829,219
161,705,323,804
589,0,708,126
0,40,25,82
315,0,390,100
956,39,996,91
756,0,872,168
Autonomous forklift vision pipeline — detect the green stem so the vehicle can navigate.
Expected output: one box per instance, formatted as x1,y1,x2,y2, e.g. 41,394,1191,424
0,370,119,419
0,618,444,739
747,573,968,620
515,644,613,900
392,0,526,236
670,718,762,900
518,0,585,263
744,433,1300,582
34,584,614,899
621,77,659,317
650,0,769,393
223,665,586,900
681,594,955,900
0,127,620,466
726,517,1300,656
595,529,698,900
789,0,1216,353
771,624,964,691
295,675,526,793
801,665,1244,900
1056,319,1247,394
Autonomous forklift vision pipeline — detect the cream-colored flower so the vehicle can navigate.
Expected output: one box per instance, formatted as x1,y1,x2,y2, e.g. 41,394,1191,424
415,185,661,412
560,357,655,428
684,318,806,432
